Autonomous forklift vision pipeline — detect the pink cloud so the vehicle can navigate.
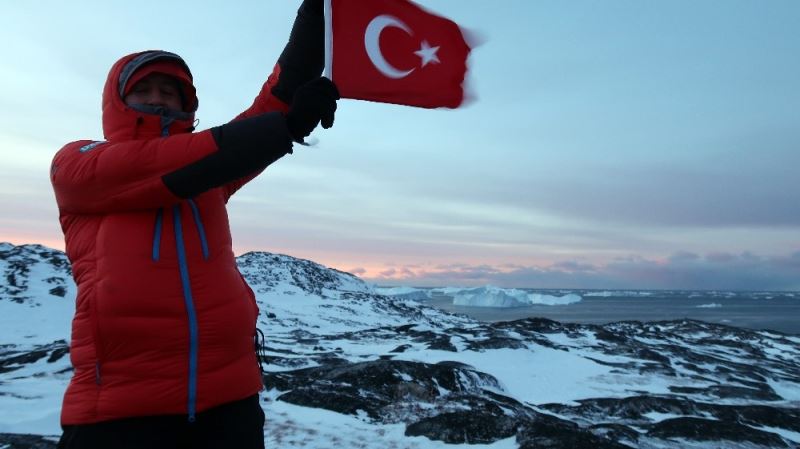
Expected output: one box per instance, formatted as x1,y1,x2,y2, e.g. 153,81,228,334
361,250,800,291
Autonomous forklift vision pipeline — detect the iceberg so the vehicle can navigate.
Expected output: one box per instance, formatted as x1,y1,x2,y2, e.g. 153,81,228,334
528,292,582,306
452,285,530,307
451,285,581,308
374,286,432,301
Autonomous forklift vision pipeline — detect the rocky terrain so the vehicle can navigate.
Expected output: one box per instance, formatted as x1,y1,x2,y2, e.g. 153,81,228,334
1,243,799,448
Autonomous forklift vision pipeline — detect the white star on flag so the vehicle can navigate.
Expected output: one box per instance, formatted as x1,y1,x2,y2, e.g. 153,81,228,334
414,40,441,67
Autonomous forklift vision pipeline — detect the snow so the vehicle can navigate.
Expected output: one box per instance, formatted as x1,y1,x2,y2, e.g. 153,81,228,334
0,350,70,436
263,399,519,449
762,341,800,359
0,409,61,437
766,378,800,402
448,285,581,308
393,347,633,406
643,411,686,422
0,261,74,344
544,331,600,349
0,299,73,344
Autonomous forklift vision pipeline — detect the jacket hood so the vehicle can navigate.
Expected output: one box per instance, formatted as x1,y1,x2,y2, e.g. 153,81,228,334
102,50,199,141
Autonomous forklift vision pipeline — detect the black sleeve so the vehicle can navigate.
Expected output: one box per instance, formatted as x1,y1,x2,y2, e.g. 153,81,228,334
271,0,325,104
162,112,293,199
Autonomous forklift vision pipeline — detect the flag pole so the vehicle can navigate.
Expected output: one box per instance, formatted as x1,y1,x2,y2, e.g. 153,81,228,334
324,0,333,80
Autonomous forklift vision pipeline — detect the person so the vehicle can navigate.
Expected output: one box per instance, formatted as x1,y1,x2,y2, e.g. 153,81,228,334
49,1,335,448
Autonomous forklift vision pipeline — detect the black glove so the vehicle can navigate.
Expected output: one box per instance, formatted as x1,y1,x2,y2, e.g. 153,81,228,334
286,77,340,143
271,0,325,104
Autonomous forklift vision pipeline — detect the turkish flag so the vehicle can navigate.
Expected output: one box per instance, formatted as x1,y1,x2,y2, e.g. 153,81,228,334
325,0,472,108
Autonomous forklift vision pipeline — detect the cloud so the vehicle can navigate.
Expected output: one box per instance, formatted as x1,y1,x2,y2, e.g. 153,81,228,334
364,250,800,291
408,139,800,229
379,268,397,277
349,267,367,276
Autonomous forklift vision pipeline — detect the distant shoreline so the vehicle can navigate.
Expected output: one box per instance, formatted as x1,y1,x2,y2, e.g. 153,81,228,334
423,294,800,336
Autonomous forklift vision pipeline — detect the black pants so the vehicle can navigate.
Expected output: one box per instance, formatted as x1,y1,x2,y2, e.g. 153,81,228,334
57,395,265,449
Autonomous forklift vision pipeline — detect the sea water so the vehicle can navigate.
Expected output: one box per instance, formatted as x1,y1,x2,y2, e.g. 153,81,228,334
422,290,800,335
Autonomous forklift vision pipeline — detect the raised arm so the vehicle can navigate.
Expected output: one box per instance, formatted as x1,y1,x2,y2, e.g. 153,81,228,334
237,0,325,121
219,0,328,199
52,1,336,213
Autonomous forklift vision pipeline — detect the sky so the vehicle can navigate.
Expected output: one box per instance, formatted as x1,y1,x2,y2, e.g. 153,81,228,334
1,1,799,290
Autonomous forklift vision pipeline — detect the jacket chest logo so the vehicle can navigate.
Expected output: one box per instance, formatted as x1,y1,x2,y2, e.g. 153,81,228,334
79,141,108,153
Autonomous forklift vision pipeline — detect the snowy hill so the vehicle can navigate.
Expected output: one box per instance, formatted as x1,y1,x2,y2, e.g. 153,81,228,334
1,243,799,448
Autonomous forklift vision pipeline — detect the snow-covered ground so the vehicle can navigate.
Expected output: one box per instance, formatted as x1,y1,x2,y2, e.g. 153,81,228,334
2,243,799,449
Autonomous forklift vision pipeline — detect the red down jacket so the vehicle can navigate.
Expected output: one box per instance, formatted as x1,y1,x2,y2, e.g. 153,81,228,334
51,51,291,425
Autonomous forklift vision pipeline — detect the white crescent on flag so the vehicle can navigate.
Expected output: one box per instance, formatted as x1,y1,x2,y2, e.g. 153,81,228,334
364,15,415,79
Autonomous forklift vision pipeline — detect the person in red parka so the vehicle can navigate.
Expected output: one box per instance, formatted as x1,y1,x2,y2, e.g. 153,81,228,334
50,2,335,448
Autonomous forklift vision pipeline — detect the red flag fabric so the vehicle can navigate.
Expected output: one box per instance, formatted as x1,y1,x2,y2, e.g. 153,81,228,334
325,0,472,108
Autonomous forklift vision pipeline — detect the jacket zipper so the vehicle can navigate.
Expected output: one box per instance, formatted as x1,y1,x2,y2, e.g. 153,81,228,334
152,119,206,419
159,115,200,421
173,203,200,422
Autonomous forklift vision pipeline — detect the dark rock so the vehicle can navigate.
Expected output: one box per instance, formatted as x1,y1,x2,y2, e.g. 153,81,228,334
0,341,69,374
647,417,789,447
542,395,701,422
47,286,66,297
588,423,640,444
278,384,381,417
592,328,628,344
405,406,519,444
543,395,800,447
387,326,460,352
404,390,537,444
395,324,416,332
0,433,57,449
266,359,503,420
635,347,672,364
709,405,800,433
426,337,458,352
516,414,634,449
46,343,69,363
467,336,527,351
669,384,782,401
511,317,566,333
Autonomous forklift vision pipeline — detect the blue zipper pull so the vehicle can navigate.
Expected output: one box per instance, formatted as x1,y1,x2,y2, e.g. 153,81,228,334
152,208,164,261
188,199,210,260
